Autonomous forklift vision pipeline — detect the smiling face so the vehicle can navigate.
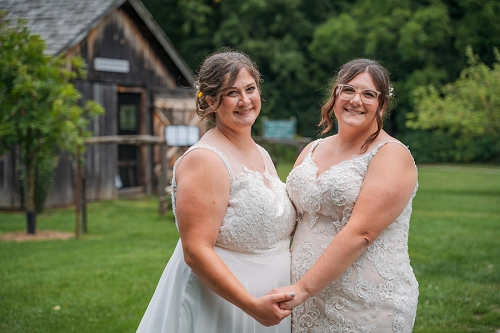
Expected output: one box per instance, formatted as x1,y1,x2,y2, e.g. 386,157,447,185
209,68,261,132
333,72,382,132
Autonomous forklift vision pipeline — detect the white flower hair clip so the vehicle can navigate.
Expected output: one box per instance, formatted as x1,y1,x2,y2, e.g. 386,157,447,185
388,86,394,97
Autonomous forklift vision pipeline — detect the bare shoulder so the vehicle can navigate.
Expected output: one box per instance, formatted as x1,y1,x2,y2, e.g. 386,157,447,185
369,139,417,184
294,139,323,168
376,140,414,166
175,147,230,184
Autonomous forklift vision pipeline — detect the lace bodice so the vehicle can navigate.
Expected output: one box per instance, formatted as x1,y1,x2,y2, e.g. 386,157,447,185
172,144,296,256
286,140,419,333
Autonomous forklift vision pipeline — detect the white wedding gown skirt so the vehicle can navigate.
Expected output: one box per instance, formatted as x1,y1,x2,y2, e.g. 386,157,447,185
137,144,296,333
136,240,292,333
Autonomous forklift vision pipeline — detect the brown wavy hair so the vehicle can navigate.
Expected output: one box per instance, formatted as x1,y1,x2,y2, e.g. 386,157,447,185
194,49,261,128
318,59,395,152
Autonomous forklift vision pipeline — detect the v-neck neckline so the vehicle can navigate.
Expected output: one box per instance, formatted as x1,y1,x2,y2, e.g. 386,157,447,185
307,139,382,180
223,145,270,178
240,148,268,176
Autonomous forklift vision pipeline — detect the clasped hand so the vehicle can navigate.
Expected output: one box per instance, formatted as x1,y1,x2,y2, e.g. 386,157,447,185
266,284,306,310
249,292,296,326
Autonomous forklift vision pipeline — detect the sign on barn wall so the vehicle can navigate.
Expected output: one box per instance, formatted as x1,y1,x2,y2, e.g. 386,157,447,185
93,57,130,73
165,125,200,146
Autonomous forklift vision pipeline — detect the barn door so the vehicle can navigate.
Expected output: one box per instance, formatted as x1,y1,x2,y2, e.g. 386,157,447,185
117,92,141,188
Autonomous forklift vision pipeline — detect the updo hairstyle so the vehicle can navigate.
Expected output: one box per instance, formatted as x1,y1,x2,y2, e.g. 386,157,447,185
194,50,261,128
319,59,395,152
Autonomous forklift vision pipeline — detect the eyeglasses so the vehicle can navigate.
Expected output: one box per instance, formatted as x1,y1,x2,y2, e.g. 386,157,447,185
336,84,381,104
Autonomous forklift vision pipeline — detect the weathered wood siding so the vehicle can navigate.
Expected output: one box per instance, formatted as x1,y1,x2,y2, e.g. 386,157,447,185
44,155,75,208
44,4,187,206
81,82,119,201
65,4,181,89
0,152,22,209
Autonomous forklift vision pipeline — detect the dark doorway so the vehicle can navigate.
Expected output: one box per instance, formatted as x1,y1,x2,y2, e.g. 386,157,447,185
117,92,141,188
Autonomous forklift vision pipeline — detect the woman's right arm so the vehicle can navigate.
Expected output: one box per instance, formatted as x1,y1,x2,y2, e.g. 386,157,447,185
175,149,293,326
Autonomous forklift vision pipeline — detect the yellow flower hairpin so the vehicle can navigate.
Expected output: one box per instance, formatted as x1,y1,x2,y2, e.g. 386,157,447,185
197,91,203,98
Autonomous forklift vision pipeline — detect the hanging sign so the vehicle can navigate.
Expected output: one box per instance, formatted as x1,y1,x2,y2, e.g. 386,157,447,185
165,126,200,146
263,117,296,139
93,57,130,73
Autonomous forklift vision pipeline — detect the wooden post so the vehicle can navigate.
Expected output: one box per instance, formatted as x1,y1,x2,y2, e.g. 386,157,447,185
75,145,81,239
158,143,167,215
81,167,87,233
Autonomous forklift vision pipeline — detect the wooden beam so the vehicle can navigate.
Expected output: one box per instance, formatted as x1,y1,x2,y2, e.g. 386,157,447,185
85,135,164,145
154,108,171,126
253,136,312,146
158,144,168,216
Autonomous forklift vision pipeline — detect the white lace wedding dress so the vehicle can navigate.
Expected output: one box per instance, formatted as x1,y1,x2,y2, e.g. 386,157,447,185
136,144,297,333
286,140,419,333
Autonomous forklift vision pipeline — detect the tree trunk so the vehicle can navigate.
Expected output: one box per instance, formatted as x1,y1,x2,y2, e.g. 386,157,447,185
26,158,36,234
26,211,36,234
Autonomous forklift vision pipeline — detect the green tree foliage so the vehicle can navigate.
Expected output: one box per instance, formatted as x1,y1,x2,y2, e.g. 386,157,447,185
141,0,220,69
453,0,500,66
33,155,56,214
309,0,457,133
142,0,500,161
406,47,500,160
212,0,317,135
0,12,104,233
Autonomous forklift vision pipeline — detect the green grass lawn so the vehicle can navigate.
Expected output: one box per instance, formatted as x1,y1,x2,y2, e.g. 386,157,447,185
0,198,180,333
1,164,499,332
409,165,500,333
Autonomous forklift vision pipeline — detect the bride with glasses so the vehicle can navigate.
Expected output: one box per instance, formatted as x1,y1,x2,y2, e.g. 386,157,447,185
270,59,419,333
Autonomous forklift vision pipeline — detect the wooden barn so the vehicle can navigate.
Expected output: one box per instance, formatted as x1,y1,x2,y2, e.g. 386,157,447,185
0,0,201,210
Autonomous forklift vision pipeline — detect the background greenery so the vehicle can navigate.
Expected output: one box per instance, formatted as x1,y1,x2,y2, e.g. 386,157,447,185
1,164,499,332
142,0,500,164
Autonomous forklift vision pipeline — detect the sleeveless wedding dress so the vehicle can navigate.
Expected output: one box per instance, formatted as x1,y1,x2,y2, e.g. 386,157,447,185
286,140,419,333
137,143,296,333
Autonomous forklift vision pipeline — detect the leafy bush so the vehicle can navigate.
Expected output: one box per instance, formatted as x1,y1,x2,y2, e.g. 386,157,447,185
406,47,500,164
259,142,302,164
398,130,499,164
